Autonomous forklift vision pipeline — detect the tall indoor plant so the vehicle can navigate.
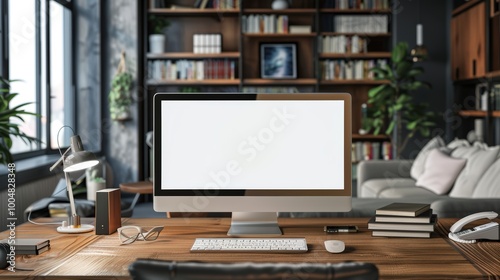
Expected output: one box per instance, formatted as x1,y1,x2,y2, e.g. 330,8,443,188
366,42,435,158
0,77,39,165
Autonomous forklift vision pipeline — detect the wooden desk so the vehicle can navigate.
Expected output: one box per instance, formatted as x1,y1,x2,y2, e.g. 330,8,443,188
0,217,499,279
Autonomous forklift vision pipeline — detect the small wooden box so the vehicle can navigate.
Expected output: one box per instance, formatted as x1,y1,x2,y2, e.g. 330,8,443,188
95,188,121,235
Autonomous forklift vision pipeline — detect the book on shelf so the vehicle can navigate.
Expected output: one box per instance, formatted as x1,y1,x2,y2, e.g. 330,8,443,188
193,34,222,54
196,0,239,9
494,84,500,110
371,230,432,238
333,15,388,33
375,203,431,217
375,209,434,223
320,35,368,54
242,15,288,34
148,59,236,81
321,59,387,81
289,25,312,34
351,141,391,162
368,215,437,232
323,0,390,10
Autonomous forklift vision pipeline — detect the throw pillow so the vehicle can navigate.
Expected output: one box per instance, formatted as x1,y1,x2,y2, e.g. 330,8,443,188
473,157,500,198
416,149,466,195
410,136,445,180
446,138,470,149
449,144,500,198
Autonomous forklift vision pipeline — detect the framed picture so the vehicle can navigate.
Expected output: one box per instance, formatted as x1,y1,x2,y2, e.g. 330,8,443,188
260,43,297,79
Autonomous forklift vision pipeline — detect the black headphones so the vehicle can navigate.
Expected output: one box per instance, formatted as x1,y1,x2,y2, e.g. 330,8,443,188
0,243,9,269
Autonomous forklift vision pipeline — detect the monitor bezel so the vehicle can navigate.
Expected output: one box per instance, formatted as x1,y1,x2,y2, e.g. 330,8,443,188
153,93,351,198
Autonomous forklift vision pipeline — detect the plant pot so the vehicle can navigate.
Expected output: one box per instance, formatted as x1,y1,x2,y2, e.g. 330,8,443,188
113,109,131,121
272,0,288,10
87,181,106,201
149,34,165,54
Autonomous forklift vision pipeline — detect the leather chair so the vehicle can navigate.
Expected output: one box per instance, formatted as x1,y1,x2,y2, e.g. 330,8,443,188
129,259,378,280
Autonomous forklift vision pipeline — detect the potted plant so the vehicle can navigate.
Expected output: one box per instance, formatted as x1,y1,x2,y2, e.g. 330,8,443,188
0,77,39,165
149,15,170,54
366,42,435,158
109,51,133,121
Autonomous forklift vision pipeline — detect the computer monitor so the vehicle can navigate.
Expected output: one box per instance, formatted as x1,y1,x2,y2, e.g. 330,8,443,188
153,93,352,236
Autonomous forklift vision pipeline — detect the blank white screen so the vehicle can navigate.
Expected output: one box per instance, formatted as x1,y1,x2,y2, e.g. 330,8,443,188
161,100,344,190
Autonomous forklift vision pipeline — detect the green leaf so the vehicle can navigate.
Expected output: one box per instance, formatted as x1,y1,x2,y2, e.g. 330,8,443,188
392,43,406,63
385,120,395,135
407,67,424,77
396,61,412,77
368,84,387,98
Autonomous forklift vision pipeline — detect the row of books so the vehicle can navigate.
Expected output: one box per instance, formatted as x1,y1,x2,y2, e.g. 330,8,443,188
474,84,500,111
323,0,390,10
368,203,436,238
352,141,392,162
148,59,236,81
320,59,388,80
0,238,50,255
193,34,222,54
319,35,368,54
333,15,389,33
195,0,239,9
242,15,289,34
242,87,300,93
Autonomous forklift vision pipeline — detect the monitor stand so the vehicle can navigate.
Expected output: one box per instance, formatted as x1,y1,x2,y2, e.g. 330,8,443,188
227,212,282,236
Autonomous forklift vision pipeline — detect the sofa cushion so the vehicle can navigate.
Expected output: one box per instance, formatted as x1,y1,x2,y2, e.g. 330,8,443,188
378,186,439,199
472,157,500,198
449,144,499,198
415,149,466,195
361,178,417,198
410,136,445,180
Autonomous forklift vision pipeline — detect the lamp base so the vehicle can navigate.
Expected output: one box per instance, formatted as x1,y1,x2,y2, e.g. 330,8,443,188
57,224,94,234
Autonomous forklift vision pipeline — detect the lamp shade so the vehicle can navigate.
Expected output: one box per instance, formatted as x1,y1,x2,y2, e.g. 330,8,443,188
63,135,99,172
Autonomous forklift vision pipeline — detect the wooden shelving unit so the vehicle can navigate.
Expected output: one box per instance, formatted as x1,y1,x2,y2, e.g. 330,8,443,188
139,0,393,179
451,0,500,145
319,52,391,59
147,52,240,59
458,110,488,117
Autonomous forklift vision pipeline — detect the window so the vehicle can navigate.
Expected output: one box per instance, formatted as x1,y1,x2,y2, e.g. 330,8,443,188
4,0,74,158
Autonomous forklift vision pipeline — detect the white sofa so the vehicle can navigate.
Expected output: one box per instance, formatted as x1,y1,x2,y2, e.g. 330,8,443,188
283,137,500,218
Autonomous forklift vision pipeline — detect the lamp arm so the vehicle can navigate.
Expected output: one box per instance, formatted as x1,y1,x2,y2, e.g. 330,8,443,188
64,172,77,218
49,148,72,172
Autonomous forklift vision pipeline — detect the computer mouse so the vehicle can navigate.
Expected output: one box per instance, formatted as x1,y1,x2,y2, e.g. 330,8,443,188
324,240,345,253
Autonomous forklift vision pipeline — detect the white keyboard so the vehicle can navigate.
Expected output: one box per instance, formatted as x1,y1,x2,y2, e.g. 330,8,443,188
191,238,308,253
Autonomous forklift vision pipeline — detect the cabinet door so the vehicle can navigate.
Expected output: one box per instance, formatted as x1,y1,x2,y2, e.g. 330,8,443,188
468,1,486,78
451,15,461,80
451,1,486,80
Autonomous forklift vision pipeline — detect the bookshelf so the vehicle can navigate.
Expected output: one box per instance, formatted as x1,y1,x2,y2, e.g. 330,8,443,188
451,0,500,145
138,0,393,179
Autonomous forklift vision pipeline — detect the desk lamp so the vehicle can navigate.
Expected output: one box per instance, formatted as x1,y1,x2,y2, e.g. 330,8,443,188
49,134,99,233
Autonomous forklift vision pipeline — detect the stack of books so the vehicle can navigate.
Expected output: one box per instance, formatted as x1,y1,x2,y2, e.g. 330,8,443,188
368,203,437,238
0,238,50,255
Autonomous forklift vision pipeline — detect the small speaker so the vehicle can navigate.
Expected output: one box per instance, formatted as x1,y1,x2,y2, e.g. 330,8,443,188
95,188,121,235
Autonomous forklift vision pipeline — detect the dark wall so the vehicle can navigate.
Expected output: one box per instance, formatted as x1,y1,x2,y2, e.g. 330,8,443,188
394,0,452,158
102,0,139,186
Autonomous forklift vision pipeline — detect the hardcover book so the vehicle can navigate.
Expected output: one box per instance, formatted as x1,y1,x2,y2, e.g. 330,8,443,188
371,230,432,238
375,203,431,217
16,245,50,255
0,238,50,251
375,209,434,223
368,215,437,232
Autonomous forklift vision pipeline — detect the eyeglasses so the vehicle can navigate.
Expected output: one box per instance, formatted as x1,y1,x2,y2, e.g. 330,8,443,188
117,225,164,245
